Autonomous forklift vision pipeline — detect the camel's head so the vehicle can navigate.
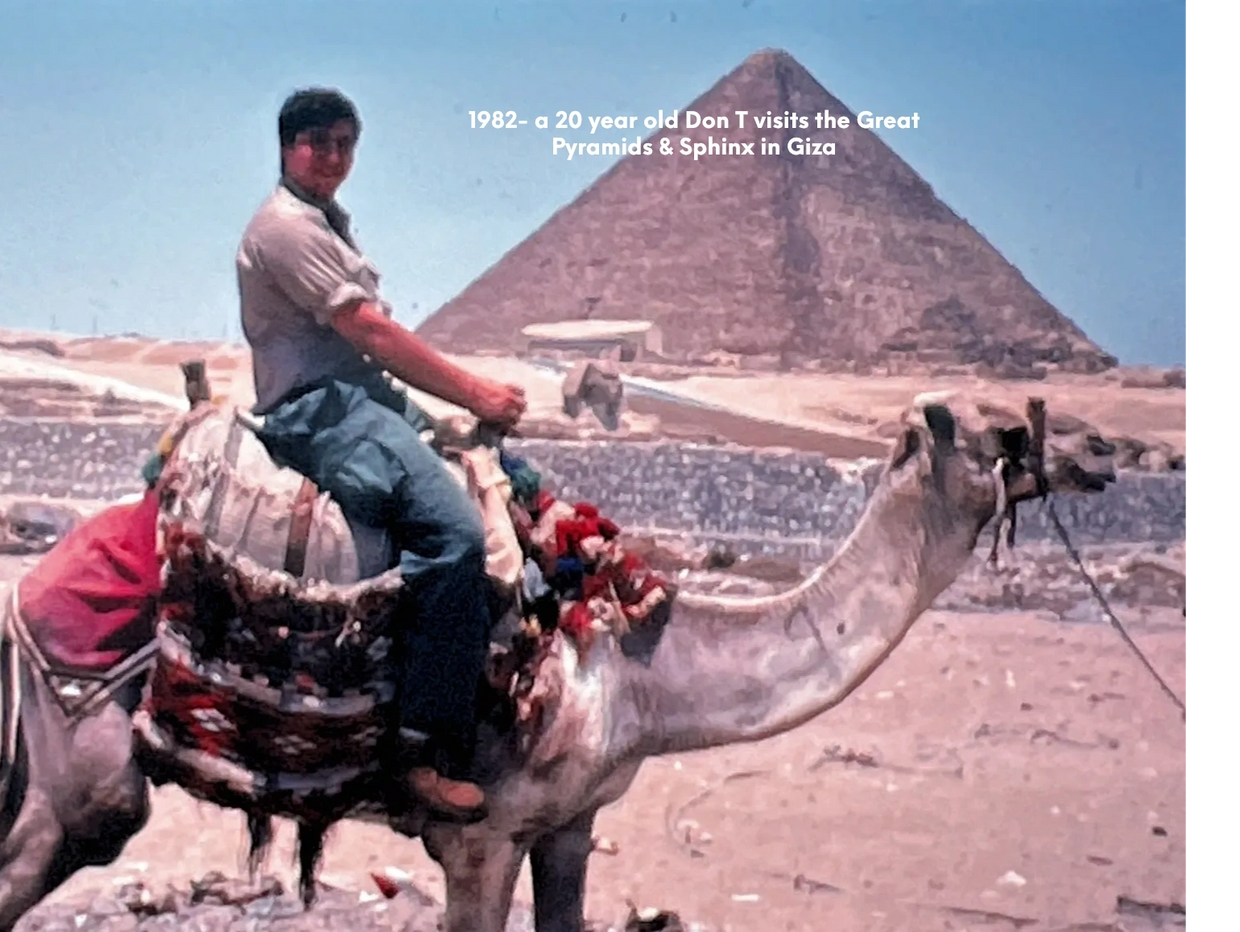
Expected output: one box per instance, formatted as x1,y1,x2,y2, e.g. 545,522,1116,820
889,391,1116,520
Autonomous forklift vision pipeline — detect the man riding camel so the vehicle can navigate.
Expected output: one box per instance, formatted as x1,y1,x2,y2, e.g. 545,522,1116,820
235,87,526,820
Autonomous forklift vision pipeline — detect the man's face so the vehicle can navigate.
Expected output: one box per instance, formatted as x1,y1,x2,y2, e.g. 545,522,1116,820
282,119,357,198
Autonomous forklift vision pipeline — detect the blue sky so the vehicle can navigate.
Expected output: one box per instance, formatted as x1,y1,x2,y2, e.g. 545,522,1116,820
0,0,1185,364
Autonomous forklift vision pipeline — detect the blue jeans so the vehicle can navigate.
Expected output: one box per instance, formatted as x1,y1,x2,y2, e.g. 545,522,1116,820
255,377,489,778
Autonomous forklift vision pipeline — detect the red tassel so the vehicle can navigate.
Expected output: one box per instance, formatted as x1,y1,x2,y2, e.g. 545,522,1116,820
572,503,620,539
559,601,598,651
555,517,603,559
531,489,557,517
581,572,611,601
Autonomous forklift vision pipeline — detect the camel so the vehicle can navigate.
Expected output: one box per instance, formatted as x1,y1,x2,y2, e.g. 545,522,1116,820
561,357,624,430
0,390,1116,932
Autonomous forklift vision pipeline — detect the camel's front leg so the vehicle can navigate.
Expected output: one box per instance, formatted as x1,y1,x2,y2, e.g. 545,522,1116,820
530,808,597,932
427,826,528,932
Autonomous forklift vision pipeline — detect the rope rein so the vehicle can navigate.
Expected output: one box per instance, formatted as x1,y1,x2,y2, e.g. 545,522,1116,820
1044,499,1186,720
990,399,1185,721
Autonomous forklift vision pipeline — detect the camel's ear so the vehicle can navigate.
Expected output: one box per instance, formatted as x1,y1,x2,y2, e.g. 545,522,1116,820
923,404,956,447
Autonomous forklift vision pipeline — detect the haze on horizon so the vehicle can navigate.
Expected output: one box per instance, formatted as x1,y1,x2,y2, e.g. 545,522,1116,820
0,0,1185,366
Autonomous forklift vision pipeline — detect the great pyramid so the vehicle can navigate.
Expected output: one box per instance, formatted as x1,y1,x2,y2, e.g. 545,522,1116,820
417,49,1116,374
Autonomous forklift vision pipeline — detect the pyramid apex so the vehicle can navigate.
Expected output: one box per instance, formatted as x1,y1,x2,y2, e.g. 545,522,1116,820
745,47,795,64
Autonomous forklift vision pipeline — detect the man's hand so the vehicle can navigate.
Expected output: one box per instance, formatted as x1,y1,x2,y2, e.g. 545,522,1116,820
468,381,527,429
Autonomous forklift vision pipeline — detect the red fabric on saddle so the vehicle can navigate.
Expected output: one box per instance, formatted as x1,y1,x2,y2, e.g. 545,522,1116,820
552,502,621,559
16,491,162,672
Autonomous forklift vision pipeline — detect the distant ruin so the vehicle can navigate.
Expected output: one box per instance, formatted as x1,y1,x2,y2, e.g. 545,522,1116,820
522,320,663,362
418,49,1116,376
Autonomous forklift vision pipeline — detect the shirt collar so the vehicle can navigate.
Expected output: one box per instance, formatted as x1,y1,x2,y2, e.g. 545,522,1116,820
280,176,356,249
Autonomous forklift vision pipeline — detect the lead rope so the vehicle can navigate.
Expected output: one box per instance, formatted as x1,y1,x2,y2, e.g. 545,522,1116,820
987,459,1011,567
1044,498,1186,721
991,458,1185,720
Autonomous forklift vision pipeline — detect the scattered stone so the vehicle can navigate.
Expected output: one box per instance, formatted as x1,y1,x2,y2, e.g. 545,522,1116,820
808,745,880,771
940,904,1038,928
592,836,621,856
1116,895,1186,925
790,874,843,895
623,904,686,932
0,499,83,554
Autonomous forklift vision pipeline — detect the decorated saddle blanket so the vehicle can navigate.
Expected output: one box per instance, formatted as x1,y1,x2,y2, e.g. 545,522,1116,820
13,490,163,674
134,401,675,814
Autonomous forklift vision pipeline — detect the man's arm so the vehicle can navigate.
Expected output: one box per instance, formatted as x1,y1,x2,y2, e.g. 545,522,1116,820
330,301,482,409
250,216,524,423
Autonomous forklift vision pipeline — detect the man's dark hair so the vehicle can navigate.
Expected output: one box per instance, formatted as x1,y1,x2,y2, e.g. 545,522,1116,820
277,87,361,148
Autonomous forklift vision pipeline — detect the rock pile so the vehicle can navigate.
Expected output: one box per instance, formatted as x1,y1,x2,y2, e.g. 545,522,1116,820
635,537,1186,620
935,542,1186,619
16,873,473,932
0,499,83,554
508,440,1185,547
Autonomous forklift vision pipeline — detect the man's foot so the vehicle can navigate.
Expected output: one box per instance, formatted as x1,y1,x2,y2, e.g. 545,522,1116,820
407,767,487,822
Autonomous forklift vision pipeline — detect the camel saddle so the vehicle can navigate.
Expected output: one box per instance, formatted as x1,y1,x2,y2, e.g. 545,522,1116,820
132,402,527,822
153,402,523,589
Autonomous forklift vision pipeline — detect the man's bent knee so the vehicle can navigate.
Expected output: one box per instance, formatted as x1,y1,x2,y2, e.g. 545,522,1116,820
409,471,487,566
398,484,486,581
440,516,486,571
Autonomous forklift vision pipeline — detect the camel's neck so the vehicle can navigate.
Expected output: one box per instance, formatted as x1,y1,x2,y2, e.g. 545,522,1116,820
622,472,984,757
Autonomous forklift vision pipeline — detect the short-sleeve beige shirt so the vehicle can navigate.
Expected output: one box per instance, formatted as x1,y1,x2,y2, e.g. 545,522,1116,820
236,184,392,413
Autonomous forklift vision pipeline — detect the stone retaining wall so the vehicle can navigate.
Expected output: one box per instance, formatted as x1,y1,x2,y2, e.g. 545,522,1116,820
507,440,1186,547
0,421,1186,547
